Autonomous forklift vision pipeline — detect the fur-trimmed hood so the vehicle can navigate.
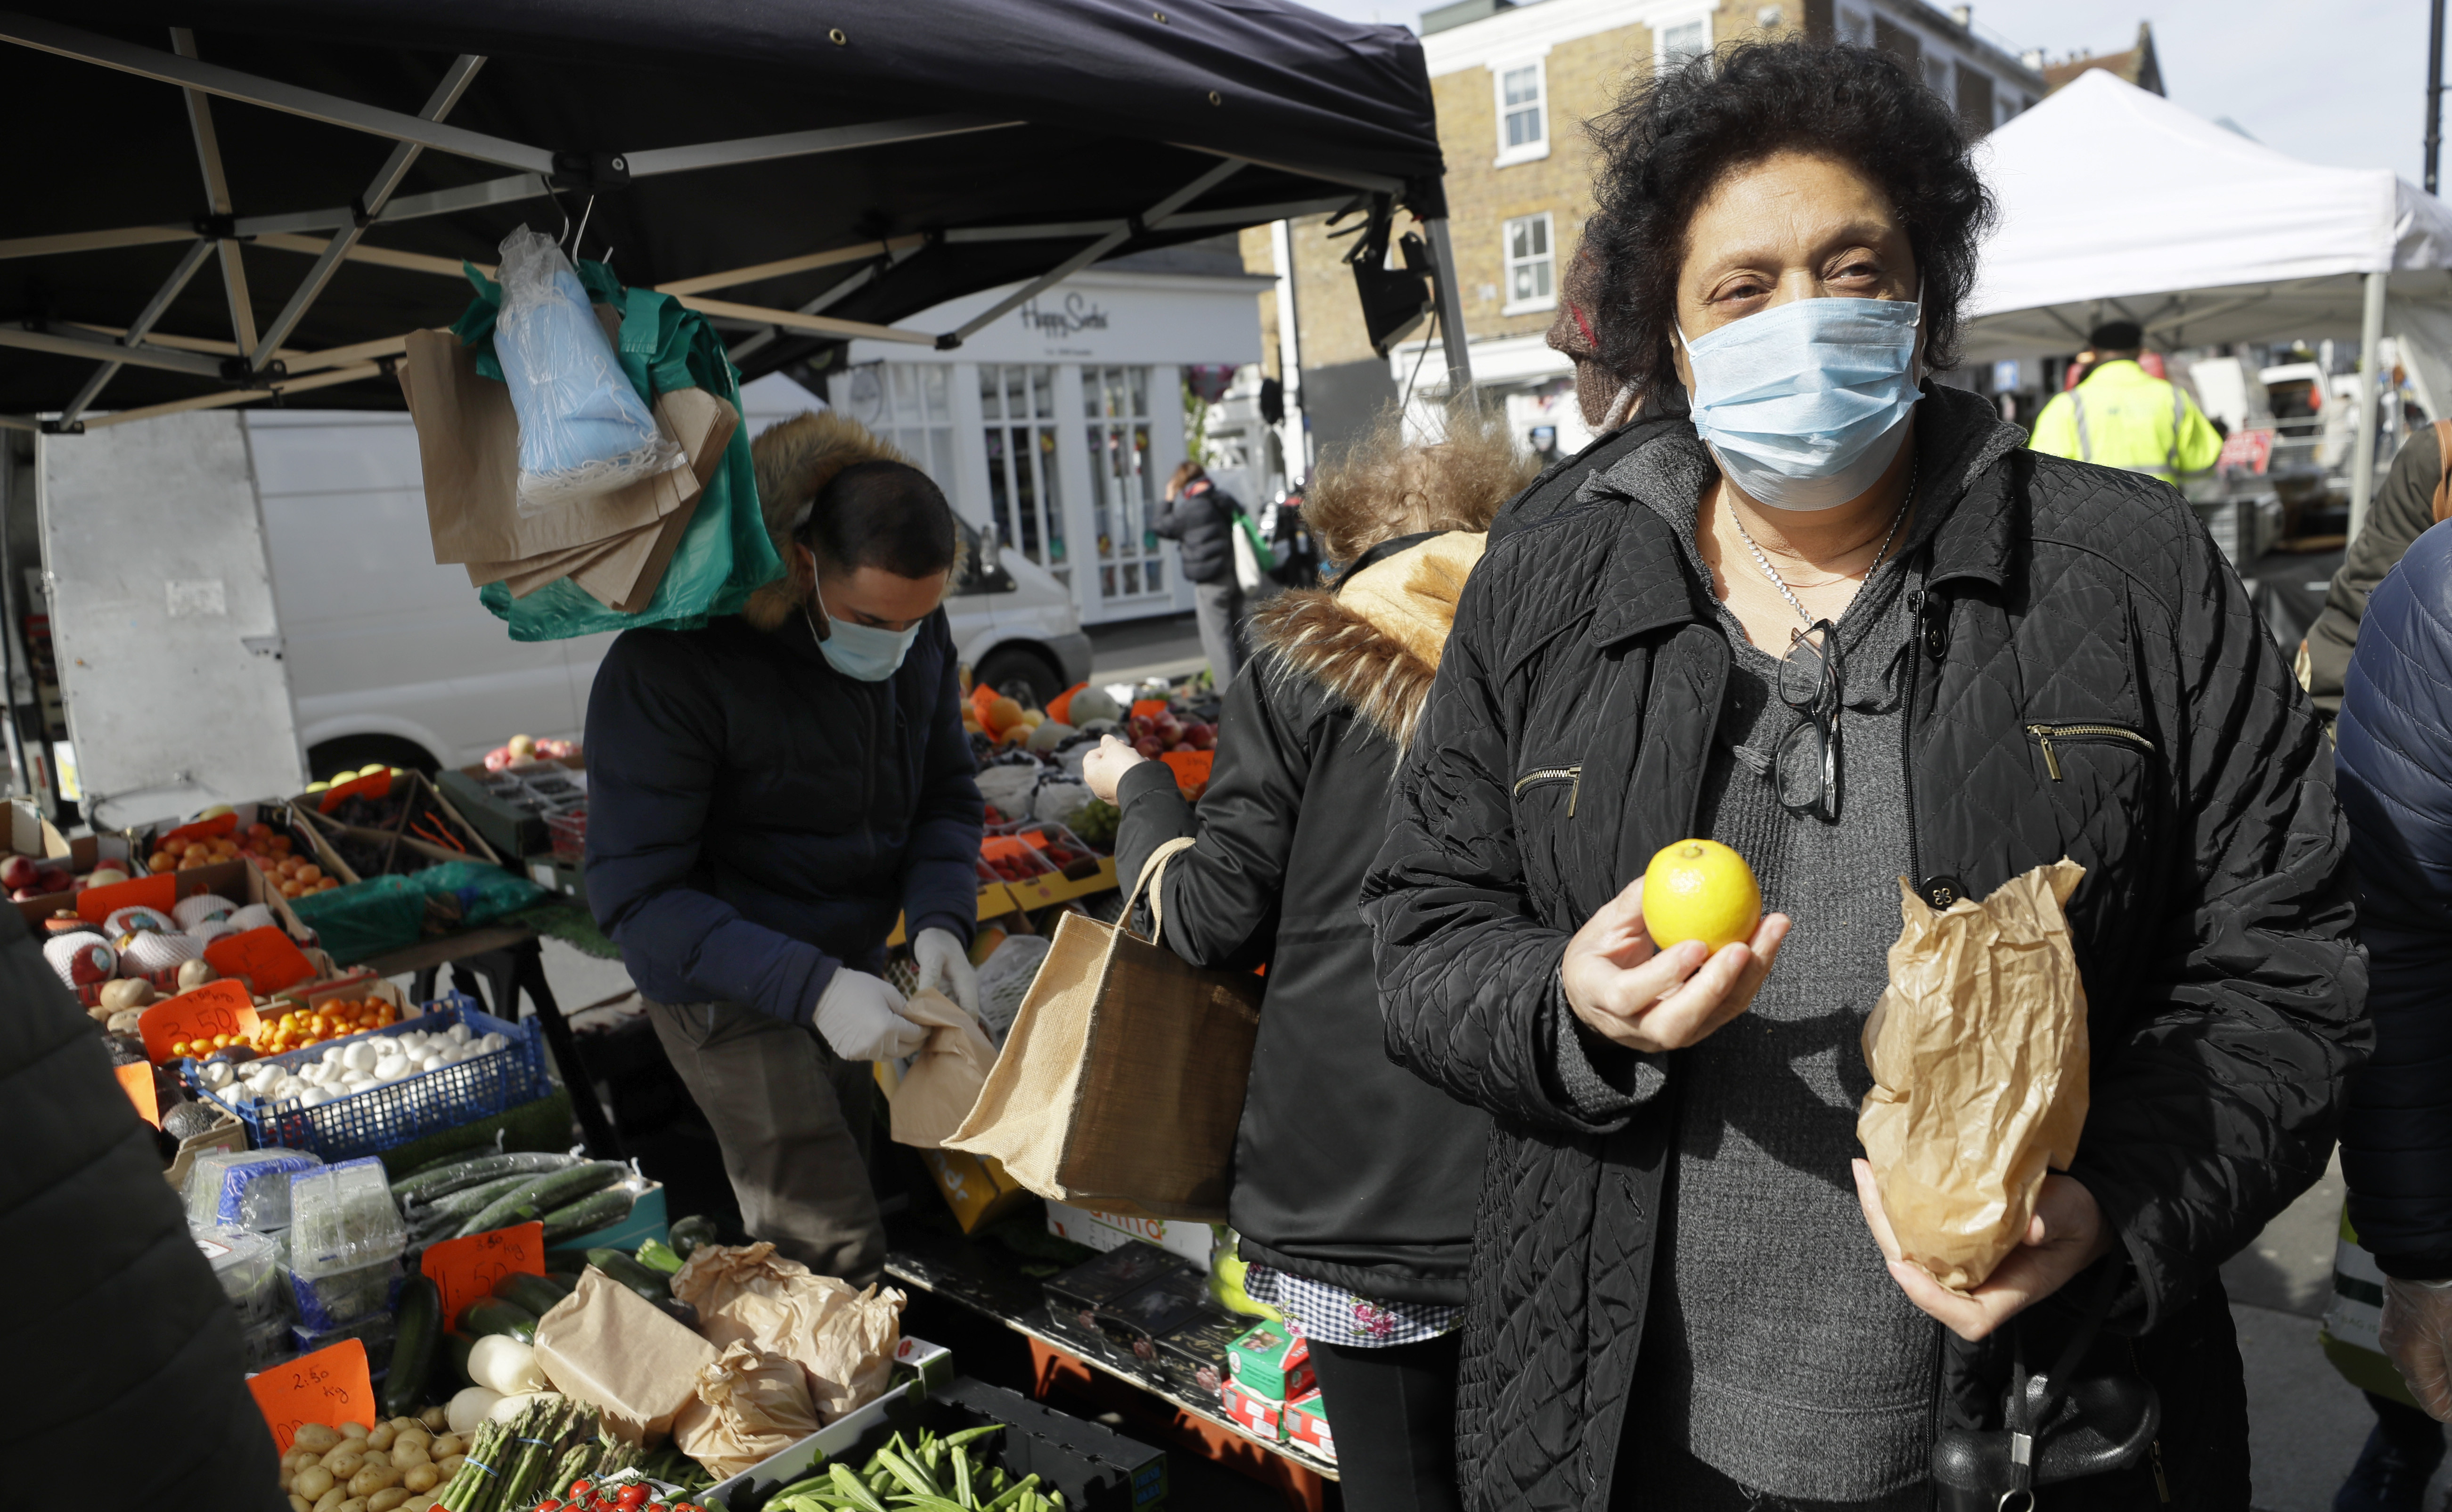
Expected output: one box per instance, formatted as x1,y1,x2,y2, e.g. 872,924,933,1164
1251,531,1485,751
742,410,912,631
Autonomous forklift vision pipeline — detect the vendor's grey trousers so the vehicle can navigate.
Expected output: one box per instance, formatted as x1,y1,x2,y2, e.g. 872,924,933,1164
1193,579,1245,687
643,996,885,1285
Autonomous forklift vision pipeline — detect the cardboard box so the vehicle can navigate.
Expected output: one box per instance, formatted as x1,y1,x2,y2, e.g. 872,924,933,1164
1224,1321,1314,1403
1045,1199,1214,1273
1092,1270,1217,1367
1283,1389,1335,1461
1219,1379,1285,1439
916,1145,1035,1234
162,1108,249,1190
1152,1308,1249,1399
22,855,312,942
294,770,502,878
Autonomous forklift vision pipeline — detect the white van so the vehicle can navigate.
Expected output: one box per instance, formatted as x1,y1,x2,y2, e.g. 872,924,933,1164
248,374,1090,779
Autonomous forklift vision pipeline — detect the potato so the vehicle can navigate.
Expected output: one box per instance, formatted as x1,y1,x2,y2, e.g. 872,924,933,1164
320,1449,365,1479
388,1417,420,1435
368,1492,411,1512
404,1499,436,1512
419,1406,449,1432
292,1467,336,1502
284,1448,322,1474
341,1422,369,1440
339,1499,368,1512
312,1488,346,1512
348,1465,400,1498
359,1451,391,1471
435,1456,464,1479
389,1440,427,1468
294,1425,343,1455
400,1465,440,1495
392,1427,429,1453
430,1433,464,1459
366,1423,396,1451
290,1498,312,1512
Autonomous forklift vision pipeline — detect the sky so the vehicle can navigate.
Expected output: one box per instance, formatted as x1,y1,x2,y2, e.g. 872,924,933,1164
1300,0,2442,189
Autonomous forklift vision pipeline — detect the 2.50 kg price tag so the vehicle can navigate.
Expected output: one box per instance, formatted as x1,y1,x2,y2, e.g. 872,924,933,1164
248,1338,375,1453
421,1221,545,1324
137,979,261,1064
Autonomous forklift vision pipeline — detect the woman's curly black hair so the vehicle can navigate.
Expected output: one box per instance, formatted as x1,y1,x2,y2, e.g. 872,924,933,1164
1587,36,1996,413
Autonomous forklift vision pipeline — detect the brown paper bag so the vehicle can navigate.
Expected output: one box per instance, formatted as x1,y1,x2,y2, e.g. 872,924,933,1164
944,837,1262,1220
532,1266,719,1444
670,1242,907,1422
892,989,1000,1149
1857,858,2091,1293
671,1341,820,1477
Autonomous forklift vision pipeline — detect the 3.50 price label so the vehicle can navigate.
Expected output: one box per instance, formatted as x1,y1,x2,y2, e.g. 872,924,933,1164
421,1221,545,1324
248,1339,374,1453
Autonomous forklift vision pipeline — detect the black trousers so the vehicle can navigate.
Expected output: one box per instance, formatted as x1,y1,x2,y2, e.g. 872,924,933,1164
1307,1333,1464,1512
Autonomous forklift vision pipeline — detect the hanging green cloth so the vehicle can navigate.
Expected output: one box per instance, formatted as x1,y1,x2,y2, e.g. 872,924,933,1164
451,258,783,641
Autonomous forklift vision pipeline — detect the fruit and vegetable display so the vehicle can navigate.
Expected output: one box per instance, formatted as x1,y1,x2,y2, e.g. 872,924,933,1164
197,1018,508,1110
963,673,1220,833
40,891,282,1013
754,1426,1068,1512
482,734,580,773
247,995,407,1054
0,849,125,902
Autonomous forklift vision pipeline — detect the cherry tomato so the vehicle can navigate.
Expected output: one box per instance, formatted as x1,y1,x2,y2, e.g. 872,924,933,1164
568,1482,593,1500
616,1487,651,1510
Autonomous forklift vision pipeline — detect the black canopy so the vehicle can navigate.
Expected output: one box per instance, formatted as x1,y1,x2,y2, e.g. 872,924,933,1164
0,0,1449,425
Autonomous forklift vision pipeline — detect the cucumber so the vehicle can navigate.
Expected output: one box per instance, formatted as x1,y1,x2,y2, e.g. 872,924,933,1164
378,1274,441,1419
456,1297,538,1342
545,1270,585,1293
635,1238,684,1275
458,1161,625,1239
586,1249,672,1303
492,1271,569,1318
392,1151,574,1206
668,1214,722,1259
445,1329,477,1387
540,1187,635,1243
425,1172,537,1224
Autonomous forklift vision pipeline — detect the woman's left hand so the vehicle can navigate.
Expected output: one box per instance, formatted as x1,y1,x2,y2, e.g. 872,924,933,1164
1851,1159,2113,1341
1082,734,1149,802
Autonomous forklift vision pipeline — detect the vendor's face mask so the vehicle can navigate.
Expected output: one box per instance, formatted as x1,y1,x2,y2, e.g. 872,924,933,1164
806,583,922,682
1679,291,1923,512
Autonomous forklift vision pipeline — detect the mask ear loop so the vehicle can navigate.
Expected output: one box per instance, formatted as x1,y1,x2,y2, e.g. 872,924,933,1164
801,567,833,643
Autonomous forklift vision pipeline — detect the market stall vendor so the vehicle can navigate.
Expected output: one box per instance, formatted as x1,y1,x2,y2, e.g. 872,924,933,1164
586,412,984,1285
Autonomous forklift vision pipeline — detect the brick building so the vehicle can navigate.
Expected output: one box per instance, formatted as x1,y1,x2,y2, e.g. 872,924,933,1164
1236,0,2046,476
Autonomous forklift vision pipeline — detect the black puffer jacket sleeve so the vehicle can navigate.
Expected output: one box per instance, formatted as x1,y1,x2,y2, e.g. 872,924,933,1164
1362,574,1663,1137
0,905,286,1504
2337,522,2452,1278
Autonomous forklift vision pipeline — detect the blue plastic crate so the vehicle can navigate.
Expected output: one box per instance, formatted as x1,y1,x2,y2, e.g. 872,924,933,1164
183,995,552,1164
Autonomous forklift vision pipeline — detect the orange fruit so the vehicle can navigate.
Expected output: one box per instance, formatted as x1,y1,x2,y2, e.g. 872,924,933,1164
986,696,1027,733
1641,839,1763,952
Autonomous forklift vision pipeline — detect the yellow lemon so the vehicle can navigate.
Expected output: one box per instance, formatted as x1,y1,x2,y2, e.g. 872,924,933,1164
1642,838,1762,951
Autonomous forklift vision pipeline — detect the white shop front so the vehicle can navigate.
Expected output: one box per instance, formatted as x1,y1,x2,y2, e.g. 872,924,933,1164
825,268,1271,627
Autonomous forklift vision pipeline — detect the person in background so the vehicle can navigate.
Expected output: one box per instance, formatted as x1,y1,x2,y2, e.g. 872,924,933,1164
2027,319,2224,482
2330,518,2452,1512
2303,418,2452,719
0,903,287,1506
1153,462,1250,687
1081,407,1535,1512
587,412,982,1287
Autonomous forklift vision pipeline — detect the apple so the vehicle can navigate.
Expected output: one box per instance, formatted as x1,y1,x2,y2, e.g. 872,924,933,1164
1183,722,1216,751
0,855,36,892
84,867,128,888
1150,711,1183,746
1128,713,1156,739
8,887,35,902
1134,735,1166,760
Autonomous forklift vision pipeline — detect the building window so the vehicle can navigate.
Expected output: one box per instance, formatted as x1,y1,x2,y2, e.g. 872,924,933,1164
835,363,959,512
1503,212,1555,314
1084,366,1166,606
1955,64,1994,134
1837,6,1872,44
980,364,1068,583
1922,55,1949,95
1872,16,1921,70
1493,60,1548,166
1659,17,1710,68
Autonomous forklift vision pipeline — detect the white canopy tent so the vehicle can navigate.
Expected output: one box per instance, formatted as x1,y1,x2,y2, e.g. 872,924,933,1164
1964,68,2452,535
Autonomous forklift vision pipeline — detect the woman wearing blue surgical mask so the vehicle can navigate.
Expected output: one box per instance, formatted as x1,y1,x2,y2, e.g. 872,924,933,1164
585,414,986,1288
1365,36,2362,1512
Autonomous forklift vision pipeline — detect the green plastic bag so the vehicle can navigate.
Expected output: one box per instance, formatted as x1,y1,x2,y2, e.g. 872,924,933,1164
452,258,783,641
288,875,429,964
411,860,548,928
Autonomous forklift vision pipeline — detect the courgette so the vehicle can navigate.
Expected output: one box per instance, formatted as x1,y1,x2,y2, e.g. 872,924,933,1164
540,1187,635,1243
378,1274,441,1419
392,1151,574,1206
458,1161,625,1238
586,1248,672,1303
635,1237,684,1274
545,1269,585,1293
446,1329,478,1388
456,1297,539,1342
668,1213,722,1259
491,1271,570,1318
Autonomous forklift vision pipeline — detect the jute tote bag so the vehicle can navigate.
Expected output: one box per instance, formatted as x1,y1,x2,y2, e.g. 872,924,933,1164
945,837,1263,1220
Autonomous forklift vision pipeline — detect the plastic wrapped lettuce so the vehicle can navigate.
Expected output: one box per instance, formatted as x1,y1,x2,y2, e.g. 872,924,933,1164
494,227,676,514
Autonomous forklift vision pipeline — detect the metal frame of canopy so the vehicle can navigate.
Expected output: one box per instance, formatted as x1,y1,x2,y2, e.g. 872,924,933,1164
0,7,1474,432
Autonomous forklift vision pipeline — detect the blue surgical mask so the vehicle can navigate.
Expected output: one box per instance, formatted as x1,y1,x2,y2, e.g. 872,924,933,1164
1680,293,1923,512
804,588,921,682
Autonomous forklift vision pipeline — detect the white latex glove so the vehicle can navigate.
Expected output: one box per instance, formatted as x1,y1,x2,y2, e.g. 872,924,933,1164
913,927,981,1018
811,968,929,1062
2381,1276,2452,1420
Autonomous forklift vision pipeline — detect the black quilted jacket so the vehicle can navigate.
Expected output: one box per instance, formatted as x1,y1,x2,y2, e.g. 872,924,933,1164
1363,386,2369,1511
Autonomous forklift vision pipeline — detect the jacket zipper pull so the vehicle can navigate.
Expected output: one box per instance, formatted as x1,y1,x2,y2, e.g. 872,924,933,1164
2028,724,2063,781
1568,769,1580,817
2150,1438,2171,1503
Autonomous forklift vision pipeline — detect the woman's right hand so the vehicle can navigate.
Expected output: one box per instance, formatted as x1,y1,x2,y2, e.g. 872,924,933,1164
1081,734,1149,802
1561,877,1789,1054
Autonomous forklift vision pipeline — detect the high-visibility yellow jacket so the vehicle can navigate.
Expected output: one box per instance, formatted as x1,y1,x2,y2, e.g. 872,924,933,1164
2029,360,2225,481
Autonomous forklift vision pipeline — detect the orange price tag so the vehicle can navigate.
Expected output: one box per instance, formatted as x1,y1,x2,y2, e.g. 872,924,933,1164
77,872,177,924
1130,698,1170,721
114,1061,159,1127
204,926,315,995
138,979,262,1064
981,835,1036,862
248,1339,375,1453
317,770,393,813
421,1221,546,1325
1159,748,1214,793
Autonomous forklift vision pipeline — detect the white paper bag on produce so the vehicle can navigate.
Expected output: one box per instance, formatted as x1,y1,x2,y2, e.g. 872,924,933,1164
670,1241,906,1422
531,1267,718,1444
671,1341,820,1477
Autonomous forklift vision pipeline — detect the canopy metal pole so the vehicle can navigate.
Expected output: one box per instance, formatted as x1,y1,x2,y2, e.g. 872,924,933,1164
252,54,485,367
2350,268,2389,545
60,237,214,424
1422,218,1473,395
172,28,257,358
948,158,1245,344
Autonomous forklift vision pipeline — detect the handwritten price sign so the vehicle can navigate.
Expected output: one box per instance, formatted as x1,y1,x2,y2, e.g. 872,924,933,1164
138,979,262,1064
422,1221,545,1324
204,925,316,995
77,872,177,923
248,1339,375,1453
114,1062,159,1128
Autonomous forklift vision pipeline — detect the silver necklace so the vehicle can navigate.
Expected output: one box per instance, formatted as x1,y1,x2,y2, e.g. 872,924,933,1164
1728,458,1917,626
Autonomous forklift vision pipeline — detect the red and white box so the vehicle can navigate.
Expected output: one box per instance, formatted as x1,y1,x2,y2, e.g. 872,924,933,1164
1284,1389,1335,1461
1220,1378,1285,1439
